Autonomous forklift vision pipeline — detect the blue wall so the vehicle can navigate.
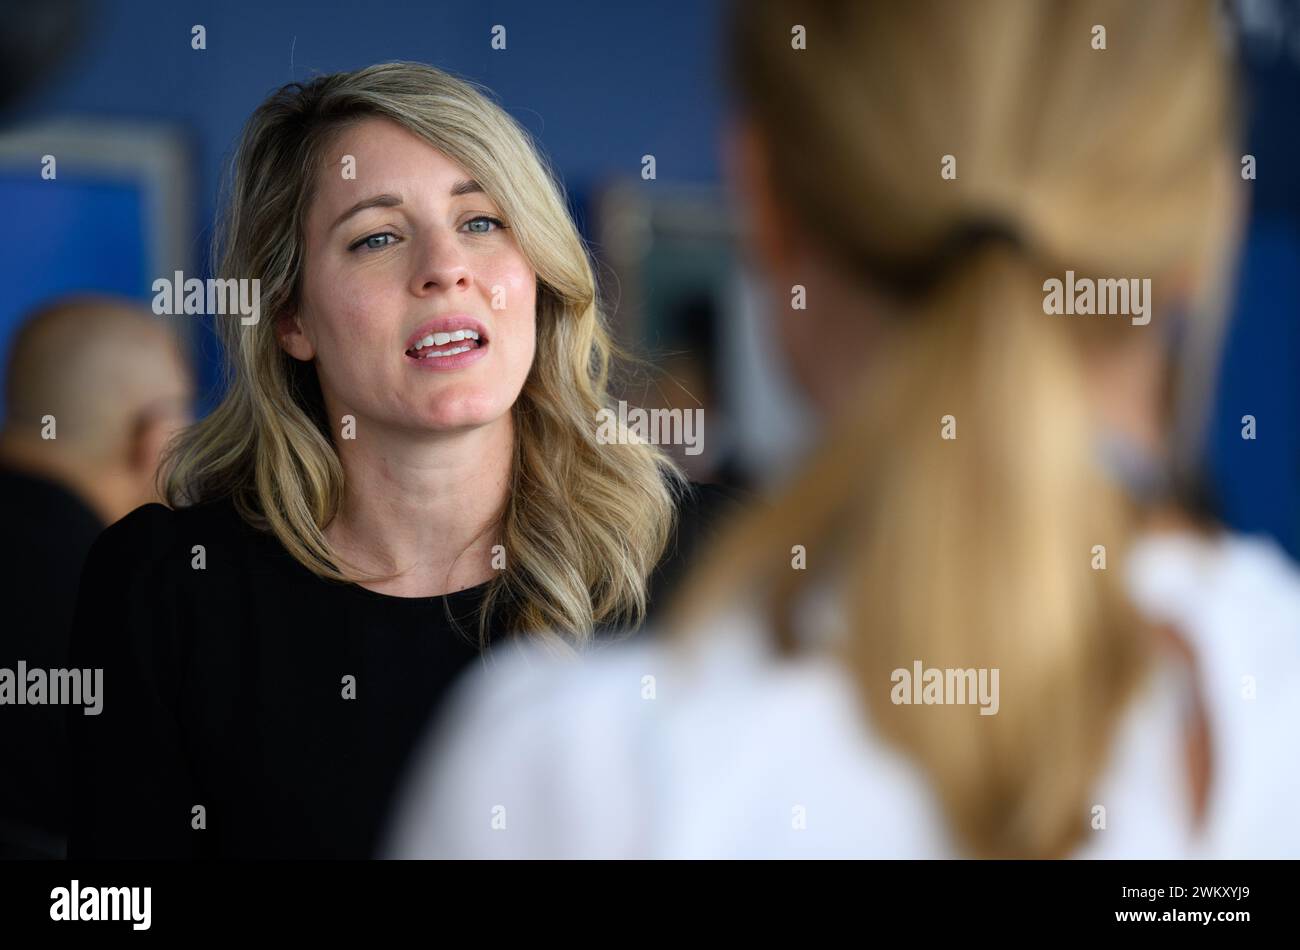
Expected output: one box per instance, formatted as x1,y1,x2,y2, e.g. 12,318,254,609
7,0,728,416
13,0,727,235
4,0,1298,557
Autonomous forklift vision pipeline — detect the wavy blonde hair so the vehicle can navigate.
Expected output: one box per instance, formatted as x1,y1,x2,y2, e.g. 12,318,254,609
161,62,682,649
673,0,1240,857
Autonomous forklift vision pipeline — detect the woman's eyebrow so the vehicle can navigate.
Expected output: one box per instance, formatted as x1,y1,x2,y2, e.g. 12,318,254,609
329,180,486,232
450,178,484,197
331,193,403,232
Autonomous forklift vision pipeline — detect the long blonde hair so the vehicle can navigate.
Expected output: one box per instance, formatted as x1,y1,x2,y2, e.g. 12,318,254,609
161,62,682,649
675,0,1240,857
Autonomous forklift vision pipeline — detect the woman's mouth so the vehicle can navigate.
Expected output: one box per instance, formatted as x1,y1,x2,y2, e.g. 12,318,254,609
405,328,483,359
403,328,489,371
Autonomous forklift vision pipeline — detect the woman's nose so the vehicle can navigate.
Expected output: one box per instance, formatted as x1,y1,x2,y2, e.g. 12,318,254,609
411,233,472,295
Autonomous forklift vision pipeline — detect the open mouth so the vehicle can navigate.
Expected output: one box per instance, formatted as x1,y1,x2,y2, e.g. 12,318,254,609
404,328,487,360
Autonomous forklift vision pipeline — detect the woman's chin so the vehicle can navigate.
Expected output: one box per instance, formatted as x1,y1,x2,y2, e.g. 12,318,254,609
414,400,509,434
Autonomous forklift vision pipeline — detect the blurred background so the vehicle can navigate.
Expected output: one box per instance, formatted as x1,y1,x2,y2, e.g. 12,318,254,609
0,0,1296,556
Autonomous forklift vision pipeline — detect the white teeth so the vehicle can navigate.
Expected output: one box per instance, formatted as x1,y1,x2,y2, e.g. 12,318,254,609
420,345,472,359
411,328,482,351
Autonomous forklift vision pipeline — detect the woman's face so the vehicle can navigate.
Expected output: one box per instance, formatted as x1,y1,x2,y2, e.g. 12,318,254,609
281,117,537,437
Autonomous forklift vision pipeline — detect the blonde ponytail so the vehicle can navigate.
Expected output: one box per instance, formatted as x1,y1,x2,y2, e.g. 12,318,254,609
674,246,1151,856
843,246,1149,857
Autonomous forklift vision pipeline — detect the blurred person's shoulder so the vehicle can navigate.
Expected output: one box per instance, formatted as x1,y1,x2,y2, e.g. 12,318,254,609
387,630,665,858
1126,528,1300,659
0,463,106,636
0,463,102,548
1119,528,1300,857
392,601,949,858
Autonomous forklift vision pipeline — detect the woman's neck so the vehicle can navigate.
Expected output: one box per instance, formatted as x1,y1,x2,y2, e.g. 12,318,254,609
324,413,513,598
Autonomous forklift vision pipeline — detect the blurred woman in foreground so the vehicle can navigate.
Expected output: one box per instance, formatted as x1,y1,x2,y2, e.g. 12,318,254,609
389,0,1300,858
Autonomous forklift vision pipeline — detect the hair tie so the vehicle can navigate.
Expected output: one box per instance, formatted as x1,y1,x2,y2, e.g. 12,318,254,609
854,216,1028,299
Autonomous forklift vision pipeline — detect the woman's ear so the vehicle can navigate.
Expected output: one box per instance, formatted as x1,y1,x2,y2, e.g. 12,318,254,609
275,309,315,361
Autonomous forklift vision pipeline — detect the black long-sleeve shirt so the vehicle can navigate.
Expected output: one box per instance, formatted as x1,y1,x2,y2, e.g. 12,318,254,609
63,483,736,859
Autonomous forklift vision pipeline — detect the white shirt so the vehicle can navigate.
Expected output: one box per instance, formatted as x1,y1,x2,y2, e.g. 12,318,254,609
386,531,1300,859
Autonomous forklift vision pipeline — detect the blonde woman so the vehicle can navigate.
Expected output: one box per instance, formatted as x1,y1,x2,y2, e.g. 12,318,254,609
390,0,1300,859
65,63,732,859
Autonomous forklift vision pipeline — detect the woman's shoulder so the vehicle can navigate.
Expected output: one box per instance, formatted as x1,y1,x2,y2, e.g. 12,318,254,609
85,494,266,584
70,495,283,691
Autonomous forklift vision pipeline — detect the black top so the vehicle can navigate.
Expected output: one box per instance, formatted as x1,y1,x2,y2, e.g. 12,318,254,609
64,482,739,859
0,465,104,859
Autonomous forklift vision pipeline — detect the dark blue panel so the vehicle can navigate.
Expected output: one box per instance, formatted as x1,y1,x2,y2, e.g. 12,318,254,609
1205,218,1300,560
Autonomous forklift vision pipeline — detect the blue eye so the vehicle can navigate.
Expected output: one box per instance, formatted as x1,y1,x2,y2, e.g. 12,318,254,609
351,232,399,252
463,216,505,234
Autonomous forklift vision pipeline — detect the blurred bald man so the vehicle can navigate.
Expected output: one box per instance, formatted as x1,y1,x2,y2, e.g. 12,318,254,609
0,295,193,859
